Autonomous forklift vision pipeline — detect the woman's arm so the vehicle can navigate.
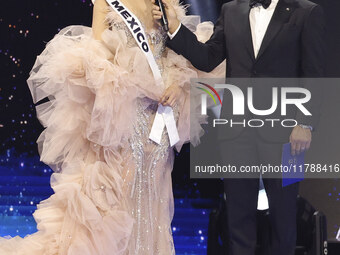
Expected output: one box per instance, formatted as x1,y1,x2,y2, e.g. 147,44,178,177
92,0,109,40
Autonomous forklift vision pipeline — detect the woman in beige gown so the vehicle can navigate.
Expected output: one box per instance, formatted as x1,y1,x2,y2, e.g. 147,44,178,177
0,0,224,254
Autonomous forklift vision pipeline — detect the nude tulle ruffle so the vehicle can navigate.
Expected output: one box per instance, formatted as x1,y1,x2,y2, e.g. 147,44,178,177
0,4,225,254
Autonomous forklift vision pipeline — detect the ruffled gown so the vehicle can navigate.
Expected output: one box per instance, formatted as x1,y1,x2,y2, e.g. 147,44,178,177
0,1,225,254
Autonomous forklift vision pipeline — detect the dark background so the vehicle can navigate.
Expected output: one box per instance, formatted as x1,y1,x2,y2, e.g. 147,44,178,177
1,0,340,238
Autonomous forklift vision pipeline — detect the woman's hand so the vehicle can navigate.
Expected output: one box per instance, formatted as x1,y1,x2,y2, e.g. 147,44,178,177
151,0,180,34
159,84,182,107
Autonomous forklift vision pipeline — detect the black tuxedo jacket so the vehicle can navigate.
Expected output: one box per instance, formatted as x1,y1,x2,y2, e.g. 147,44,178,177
167,0,326,142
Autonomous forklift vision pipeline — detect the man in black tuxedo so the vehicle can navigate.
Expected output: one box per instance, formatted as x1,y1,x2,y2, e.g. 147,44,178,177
153,0,325,254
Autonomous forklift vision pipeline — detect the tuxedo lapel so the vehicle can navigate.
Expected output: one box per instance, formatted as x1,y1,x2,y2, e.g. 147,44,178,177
255,0,295,61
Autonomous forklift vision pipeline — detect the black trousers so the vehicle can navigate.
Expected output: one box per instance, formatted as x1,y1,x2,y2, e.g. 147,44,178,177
219,127,299,255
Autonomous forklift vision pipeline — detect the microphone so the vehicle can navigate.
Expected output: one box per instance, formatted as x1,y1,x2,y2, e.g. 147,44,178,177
155,0,169,32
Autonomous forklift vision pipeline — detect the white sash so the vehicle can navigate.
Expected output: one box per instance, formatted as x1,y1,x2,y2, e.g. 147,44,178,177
106,0,179,147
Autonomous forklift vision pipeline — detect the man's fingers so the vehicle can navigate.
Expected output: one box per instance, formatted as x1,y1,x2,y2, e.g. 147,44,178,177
300,141,307,152
302,141,311,152
291,139,311,156
295,142,302,155
291,141,297,156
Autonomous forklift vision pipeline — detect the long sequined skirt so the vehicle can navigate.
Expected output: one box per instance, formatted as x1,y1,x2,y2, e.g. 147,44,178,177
121,97,177,255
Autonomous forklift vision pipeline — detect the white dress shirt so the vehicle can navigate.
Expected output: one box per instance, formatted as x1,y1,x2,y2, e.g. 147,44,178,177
169,0,279,59
249,0,279,58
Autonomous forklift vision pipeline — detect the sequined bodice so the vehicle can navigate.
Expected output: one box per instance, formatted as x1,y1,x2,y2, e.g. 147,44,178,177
112,21,167,74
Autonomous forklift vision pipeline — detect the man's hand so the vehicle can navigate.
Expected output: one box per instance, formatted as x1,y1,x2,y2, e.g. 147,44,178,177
289,126,312,156
159,84,182,107
151,0,180,34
